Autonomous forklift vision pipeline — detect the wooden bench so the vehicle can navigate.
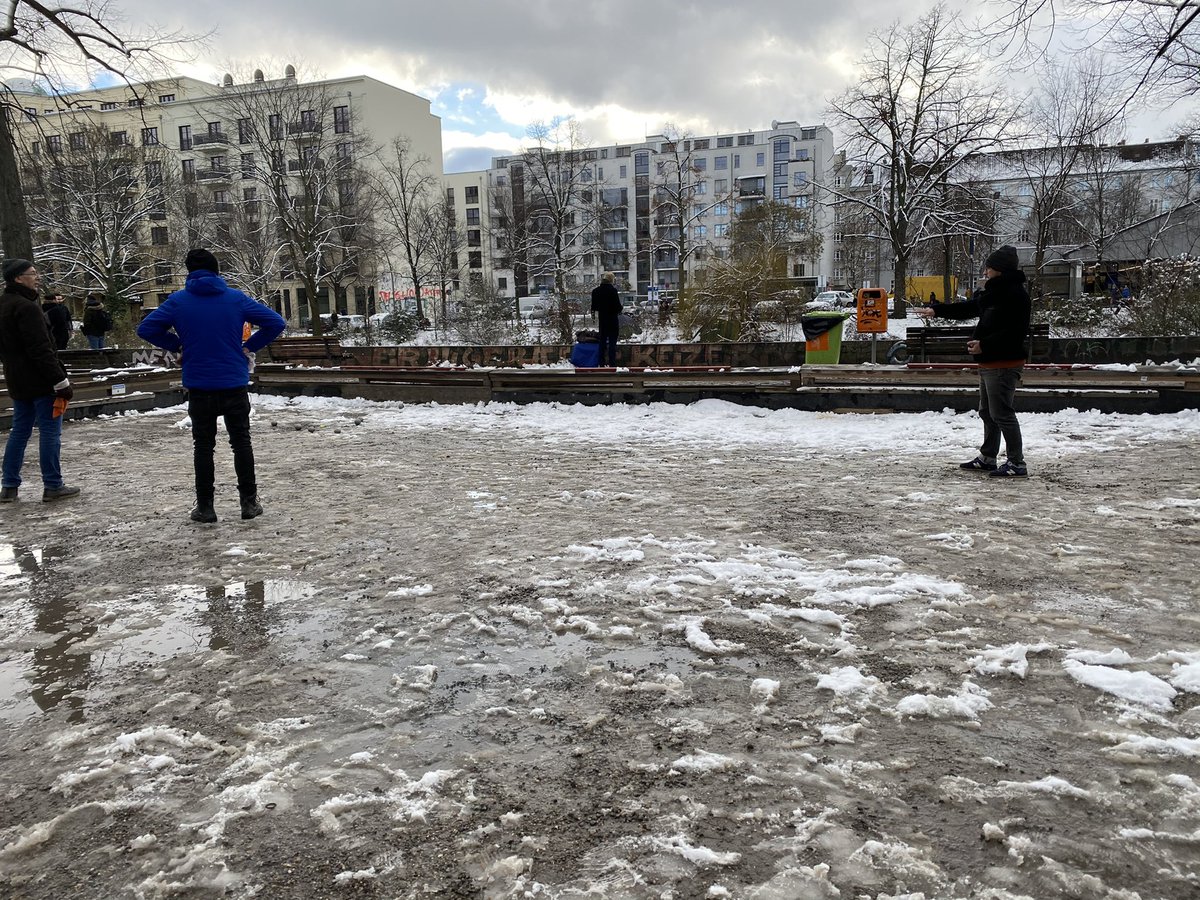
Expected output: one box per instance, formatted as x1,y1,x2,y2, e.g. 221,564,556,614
901,323,1050,364
265,336,353,366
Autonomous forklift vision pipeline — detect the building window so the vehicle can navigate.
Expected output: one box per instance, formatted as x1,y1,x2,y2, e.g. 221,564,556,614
694,181,707,195
616,145,632,157
465,185,479,203
714,202,728,216
145,161,162,185
793,170,808,186
127,98,144,107
159,94,175,104
1018,229,1030,242
47,135,62,154
333,105,350,134
182,159,195,181
69,131,86,151
714,178,728,193
756,152,765,166
694,158,707,171
794,196,809,208
241,153,255,177
300,109,316,129
150,226,169,245
24,107,37,120
693,224,707,238
715,156,728,170
797,149,810,161
268,114,282,140
178,125,192,150
694,139,710,150
237,117,252,144
142,127,159,146
635,152,649,175
469,251,483,269
715,223,729,237
100,101,118,111
467,229,481,247
732,154,740,169
466,208,480,226
717,136,733,148
738,134,755,146
445,187,455,203
336,142,353,164
775,139,789,154
498,277,508,290
110,131,128,146
619,165,627,178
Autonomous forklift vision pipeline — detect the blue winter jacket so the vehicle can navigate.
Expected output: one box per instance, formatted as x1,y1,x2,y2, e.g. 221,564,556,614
137,270,287,390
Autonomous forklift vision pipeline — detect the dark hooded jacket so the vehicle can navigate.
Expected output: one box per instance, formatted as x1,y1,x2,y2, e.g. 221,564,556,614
590,282,622,328
930,271,1032,364
42,299,72,349
0,283,68,400
136,269,286,390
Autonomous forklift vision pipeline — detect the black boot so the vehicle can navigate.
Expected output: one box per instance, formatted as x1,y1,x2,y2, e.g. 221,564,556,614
190,500,217,523
240,495,263,520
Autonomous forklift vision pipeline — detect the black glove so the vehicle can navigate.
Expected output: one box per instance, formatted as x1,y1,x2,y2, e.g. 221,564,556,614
55,384,74,401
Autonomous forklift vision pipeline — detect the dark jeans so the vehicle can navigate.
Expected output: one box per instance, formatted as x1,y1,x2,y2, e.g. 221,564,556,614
598,322,619,367
188,387,255,503
86,334,105,350
978,367,1024,466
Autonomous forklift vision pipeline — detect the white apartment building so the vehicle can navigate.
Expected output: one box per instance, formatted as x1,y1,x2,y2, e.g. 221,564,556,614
449,121,837,302
11,68,442,326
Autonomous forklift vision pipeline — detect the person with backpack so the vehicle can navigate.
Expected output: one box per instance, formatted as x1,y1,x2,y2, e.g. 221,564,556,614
81,294,114,349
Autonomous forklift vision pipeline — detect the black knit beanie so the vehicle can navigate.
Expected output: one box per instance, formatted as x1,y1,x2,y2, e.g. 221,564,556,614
985,245,1020,274
3,259,34,283
185,248,220,273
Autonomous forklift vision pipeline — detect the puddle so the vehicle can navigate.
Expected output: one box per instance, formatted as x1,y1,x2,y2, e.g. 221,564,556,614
0,568,320,724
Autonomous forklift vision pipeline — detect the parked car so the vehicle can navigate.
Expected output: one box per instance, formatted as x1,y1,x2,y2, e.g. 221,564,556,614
318,313,366,330
813,290,855,307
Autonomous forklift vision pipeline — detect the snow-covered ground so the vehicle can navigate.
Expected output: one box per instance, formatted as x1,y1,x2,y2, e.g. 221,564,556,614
1,397,1199,898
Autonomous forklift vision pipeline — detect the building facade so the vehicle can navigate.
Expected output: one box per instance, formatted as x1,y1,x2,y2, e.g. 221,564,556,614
11,68,442,326
449,122,838,304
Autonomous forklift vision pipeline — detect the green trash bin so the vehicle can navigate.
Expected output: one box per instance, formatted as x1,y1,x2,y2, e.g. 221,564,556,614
801,312,848,364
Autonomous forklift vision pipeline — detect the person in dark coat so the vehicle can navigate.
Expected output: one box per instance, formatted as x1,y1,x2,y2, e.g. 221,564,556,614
0,260,80,503
41,293,72,350
913,245,1032,477
81,294,114,349
137,248,287,523
590,272,623,367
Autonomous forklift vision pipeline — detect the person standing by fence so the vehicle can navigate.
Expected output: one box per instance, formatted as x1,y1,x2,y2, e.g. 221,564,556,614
590,272,622,368
81,295,114,350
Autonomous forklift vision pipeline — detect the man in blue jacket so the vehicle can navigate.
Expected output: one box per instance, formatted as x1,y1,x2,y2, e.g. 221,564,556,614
138,249,287,522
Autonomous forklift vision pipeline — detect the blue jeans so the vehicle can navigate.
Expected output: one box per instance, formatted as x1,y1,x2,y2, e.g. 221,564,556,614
188,387,256,503
978,367,1024,466
86,334,105,350
2,395,64,489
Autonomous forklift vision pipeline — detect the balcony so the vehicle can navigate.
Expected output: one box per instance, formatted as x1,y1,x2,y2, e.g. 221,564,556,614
210,202,232,214
196,167,232,182
287,120,321,136
191,132,230,151
147,210,167,220
288,159,326,173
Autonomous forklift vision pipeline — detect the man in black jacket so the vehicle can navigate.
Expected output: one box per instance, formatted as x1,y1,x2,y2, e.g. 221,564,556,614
913,245,1032,477
590,272,622,367
0,260,80,502
42,293,72,350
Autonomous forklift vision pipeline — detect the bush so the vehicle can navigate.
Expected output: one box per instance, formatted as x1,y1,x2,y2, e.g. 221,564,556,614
375,310,422,343
449,283,530,345
1127,256,1200,336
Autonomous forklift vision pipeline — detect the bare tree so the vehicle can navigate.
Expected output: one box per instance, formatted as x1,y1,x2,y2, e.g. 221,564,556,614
685,200,823,341
1,1,195,259
827,4,1017,313
424,195,464,324
503,118,604,343
212,71,376,337
985,0,1200,101
21,122,183,304
650,124,732,295
374,136,439,320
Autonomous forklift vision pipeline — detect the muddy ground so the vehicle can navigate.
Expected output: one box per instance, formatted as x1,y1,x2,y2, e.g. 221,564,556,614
1,396,1198,899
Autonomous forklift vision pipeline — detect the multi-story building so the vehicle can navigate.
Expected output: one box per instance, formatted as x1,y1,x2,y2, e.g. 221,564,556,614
452,121,838,302
11,67,442,326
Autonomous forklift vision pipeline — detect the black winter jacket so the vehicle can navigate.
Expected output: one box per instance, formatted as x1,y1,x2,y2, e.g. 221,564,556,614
0,284,68,400
42,300,72,349
590,282,622,327
930,271,1032,363
81,306,114,337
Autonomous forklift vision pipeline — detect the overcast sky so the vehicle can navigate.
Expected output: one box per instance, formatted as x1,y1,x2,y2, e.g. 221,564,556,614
116,0,1193,173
